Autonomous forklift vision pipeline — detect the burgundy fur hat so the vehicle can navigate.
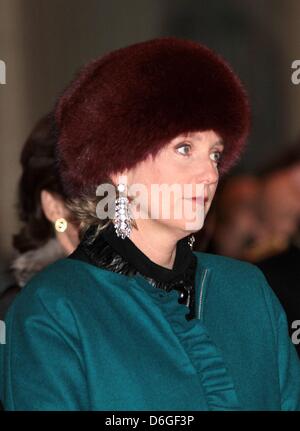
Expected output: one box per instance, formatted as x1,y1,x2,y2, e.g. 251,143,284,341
55,36,250,198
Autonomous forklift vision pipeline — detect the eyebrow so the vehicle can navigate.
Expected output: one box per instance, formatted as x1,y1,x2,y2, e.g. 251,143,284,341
212,140,225,149
181,134,225,149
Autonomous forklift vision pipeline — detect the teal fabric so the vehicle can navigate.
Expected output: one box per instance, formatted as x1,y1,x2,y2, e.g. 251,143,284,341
1,251,300,411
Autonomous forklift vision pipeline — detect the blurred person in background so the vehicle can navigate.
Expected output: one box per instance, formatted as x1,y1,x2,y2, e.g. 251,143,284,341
201,144,300,262
256,145,300,256
257,145,300,355
197,175,264,260
0,113,80,320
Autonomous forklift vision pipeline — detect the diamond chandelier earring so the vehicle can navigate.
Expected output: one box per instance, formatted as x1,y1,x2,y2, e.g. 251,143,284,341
113,183,133,239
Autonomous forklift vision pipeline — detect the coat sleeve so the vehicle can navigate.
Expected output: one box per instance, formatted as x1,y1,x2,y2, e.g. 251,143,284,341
256,267,300,411
0,284,89,411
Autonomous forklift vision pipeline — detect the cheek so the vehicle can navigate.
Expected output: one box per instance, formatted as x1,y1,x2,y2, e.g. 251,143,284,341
210,182,219,196
130,156,196,215
151,163,174,183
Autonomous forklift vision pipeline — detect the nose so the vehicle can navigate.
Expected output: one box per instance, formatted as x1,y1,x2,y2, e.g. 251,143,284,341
196,158,219,185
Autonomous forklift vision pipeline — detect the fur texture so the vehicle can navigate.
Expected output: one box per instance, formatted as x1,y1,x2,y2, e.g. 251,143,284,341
55,37,250,197
10,238,65,287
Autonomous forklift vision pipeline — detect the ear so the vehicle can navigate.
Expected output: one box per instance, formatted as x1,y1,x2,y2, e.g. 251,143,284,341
40,190,68,223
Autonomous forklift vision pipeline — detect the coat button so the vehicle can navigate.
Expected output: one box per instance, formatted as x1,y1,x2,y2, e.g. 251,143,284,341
178,291,187,304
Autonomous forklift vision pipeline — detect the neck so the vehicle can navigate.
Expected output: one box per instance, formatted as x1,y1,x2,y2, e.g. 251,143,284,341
129,219,183,269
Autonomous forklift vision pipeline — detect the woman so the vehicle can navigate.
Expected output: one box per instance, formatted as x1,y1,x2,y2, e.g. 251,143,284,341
1,37,300,411
0,113,80,320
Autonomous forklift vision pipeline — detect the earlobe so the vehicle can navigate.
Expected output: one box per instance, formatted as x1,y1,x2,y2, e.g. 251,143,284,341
54,218,68,233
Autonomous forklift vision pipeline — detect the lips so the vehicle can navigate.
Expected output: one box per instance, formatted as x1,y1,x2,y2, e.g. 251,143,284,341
190,196,209,203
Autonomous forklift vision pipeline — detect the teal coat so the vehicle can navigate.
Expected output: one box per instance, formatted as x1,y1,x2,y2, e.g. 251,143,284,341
1,251,300,410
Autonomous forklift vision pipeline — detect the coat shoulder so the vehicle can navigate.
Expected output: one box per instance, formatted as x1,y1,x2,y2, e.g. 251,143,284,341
193,250,277,310
193,250,263,280
3,258,110,319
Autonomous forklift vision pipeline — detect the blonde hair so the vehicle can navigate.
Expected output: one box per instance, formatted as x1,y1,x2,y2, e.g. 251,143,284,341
64,194,110,243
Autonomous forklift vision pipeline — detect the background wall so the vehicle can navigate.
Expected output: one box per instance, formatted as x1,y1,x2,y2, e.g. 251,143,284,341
0,0,300,277
0,0,162,269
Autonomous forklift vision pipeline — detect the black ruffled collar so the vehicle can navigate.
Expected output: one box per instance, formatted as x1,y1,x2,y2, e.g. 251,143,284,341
101,222,194,282
68,223,197,320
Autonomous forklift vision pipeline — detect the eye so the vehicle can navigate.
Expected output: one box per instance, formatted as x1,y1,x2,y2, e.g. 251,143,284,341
210,150,223,165
175,142,191,156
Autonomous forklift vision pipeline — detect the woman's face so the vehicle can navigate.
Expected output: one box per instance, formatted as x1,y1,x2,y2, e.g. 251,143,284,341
113,130,224,236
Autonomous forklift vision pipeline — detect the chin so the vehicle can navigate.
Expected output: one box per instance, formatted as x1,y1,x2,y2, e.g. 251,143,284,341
171,218,205,235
